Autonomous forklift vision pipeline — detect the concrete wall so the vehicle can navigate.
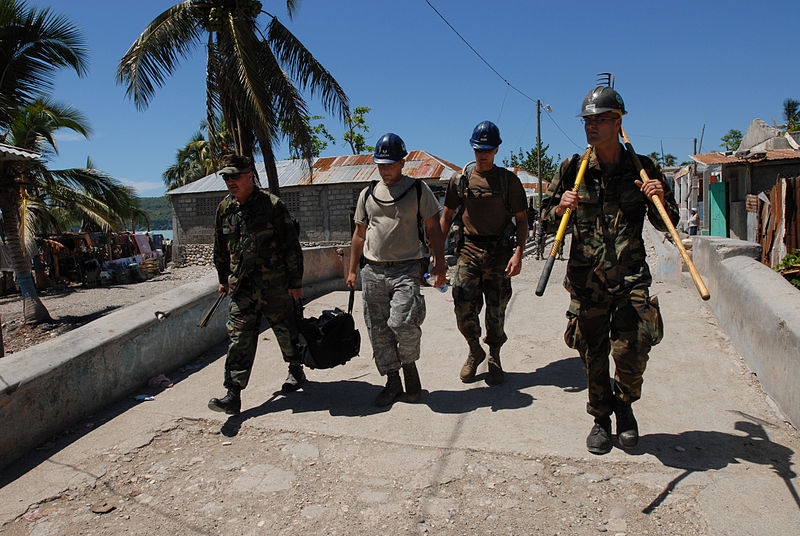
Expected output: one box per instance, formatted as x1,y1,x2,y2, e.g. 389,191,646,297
170,184,365,253
0,246,351,469
690,237,800,428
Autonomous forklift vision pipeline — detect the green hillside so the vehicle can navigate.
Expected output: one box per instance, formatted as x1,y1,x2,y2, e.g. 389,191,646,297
138,196,172,230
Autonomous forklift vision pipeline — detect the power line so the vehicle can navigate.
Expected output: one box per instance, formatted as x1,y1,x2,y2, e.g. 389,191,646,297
425,0,582,150
544,110,582,150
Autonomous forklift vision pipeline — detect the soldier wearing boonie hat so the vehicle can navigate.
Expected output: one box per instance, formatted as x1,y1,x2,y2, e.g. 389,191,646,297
208,153,307,415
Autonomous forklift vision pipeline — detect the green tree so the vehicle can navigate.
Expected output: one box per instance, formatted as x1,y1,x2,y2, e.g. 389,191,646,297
783,98,800,132
163,117,232,190
343,106,374,155
663,153,677,167
647,151,661,165
117,0,349,195
720,129,743,151
286,114,334,158
2,99,142,322
0,0,89,323
502,143,560,183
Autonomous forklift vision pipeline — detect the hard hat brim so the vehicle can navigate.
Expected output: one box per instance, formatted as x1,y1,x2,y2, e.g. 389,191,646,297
373,157,402,164
470,142,498,150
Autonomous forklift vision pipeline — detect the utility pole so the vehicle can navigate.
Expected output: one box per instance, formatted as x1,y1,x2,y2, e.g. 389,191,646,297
536,100,543,259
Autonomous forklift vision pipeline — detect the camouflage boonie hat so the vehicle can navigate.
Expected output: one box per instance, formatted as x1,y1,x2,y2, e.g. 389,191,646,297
219,154,252,176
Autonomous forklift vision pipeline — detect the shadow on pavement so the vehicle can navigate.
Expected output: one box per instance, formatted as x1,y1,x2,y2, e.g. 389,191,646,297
635,414,798,513
220,356,586,437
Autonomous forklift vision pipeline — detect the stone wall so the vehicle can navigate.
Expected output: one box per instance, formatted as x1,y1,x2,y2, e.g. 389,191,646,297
170,184,365,251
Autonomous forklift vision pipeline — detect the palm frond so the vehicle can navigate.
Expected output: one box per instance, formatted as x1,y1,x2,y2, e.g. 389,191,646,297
116,1,204,110
0,0,88,126
266,17,349,121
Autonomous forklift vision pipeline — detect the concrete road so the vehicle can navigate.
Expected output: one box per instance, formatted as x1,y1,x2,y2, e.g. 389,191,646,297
2,252,799,535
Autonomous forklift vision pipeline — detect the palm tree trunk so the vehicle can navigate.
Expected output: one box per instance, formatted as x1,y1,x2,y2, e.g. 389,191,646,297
0,188,52,324
261,143,281,196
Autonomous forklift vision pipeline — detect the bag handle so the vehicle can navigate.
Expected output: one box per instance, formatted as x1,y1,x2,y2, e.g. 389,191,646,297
347,288,355,315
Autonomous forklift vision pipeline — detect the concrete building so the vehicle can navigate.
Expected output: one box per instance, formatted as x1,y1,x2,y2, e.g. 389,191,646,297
691,119,800,241
166,151,462,265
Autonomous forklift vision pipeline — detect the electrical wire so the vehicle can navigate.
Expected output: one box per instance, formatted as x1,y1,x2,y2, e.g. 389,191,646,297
425,0,582,150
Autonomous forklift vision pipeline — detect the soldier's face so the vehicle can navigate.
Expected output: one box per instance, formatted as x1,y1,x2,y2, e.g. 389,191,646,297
473,147,498,171
224,170,255,202
377,161,404,184
583,113,620,147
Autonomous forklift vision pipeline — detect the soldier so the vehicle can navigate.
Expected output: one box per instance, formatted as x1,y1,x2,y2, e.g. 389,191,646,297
440,121,528,385
346,133,446,407
208,154,306,415
542,86,679,454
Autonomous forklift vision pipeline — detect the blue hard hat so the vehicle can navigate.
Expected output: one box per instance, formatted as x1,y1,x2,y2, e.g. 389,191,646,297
469,121,502,149
373,133,408,164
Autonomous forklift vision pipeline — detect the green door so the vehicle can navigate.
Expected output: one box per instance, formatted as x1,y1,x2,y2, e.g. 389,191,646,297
709,182,728,237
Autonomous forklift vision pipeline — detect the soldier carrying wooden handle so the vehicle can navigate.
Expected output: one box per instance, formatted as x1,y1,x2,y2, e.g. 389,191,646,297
541,80,680,455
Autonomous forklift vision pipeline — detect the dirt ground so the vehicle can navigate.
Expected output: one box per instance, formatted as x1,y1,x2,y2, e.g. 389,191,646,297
2,416,710,536
0,265,213,356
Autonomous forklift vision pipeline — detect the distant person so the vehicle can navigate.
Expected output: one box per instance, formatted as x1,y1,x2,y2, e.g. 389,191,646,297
346,133,446,407
208,154,306,416
688,208,699,236
440,121,528,385
542,86,679,455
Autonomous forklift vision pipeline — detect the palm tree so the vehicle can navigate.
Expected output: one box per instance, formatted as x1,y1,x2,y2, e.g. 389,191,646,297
784,98,800,132
0,0,88,323
117,0,349,195
1,99,143,323
163,116,232,190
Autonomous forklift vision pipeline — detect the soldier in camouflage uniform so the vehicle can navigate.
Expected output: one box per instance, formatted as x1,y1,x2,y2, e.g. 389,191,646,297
208,155,305,416
346,133,446,407
542,87,679,454
440,121,528,385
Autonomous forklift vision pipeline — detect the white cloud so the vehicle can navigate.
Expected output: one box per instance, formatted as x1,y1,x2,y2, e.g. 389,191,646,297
119,178,166,197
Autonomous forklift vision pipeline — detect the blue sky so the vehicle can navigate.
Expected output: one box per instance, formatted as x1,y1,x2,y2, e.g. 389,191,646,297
44,0,799,197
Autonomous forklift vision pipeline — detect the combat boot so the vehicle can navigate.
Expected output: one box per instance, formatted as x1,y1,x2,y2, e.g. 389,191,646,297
586,416,613,455
402,363,422,403
487,353,504,385
614,401,639,449
281,365,306,393
459,340,486,382
375,370,403,407
208,387,241,415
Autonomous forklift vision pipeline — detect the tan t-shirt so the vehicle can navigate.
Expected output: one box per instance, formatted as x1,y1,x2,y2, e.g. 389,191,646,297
444,165,527,236
354,175,441,262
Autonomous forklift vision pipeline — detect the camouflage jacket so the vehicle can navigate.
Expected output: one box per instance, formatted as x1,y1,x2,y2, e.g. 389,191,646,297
542,147,679,299
213,189,303,291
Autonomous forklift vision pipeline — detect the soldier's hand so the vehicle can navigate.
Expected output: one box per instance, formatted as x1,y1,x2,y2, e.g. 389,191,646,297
431,265,447,288
505,251,522,277
288,287,302,300
218,283,229,296
636,179,665,204
345,272,357,290
556,190,582,216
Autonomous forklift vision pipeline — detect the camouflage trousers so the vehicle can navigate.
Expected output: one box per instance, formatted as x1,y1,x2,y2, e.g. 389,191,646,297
224,282,300,390
564,288,664,418
452,244,513,351
361,261,426,375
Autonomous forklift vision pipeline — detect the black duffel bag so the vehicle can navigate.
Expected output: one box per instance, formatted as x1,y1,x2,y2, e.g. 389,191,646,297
295,290,360,369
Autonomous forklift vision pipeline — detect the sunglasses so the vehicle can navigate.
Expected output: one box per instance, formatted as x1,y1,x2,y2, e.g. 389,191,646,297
222,171,249,182
581,116,619,126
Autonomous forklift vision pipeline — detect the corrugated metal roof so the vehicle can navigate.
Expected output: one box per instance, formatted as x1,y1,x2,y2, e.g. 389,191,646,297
167,151,463,195
691,148,800,165
0,142,40,162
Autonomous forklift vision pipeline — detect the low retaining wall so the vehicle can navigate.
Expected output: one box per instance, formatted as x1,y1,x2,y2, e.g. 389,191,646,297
0,245,351,469
682,237,800,428
593,226,800,428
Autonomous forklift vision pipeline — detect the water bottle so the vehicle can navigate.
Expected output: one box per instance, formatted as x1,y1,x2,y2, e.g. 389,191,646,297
424,272,448,293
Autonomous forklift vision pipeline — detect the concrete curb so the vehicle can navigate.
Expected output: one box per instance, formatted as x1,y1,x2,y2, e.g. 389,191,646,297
693,237,800,428
0,245,351,469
